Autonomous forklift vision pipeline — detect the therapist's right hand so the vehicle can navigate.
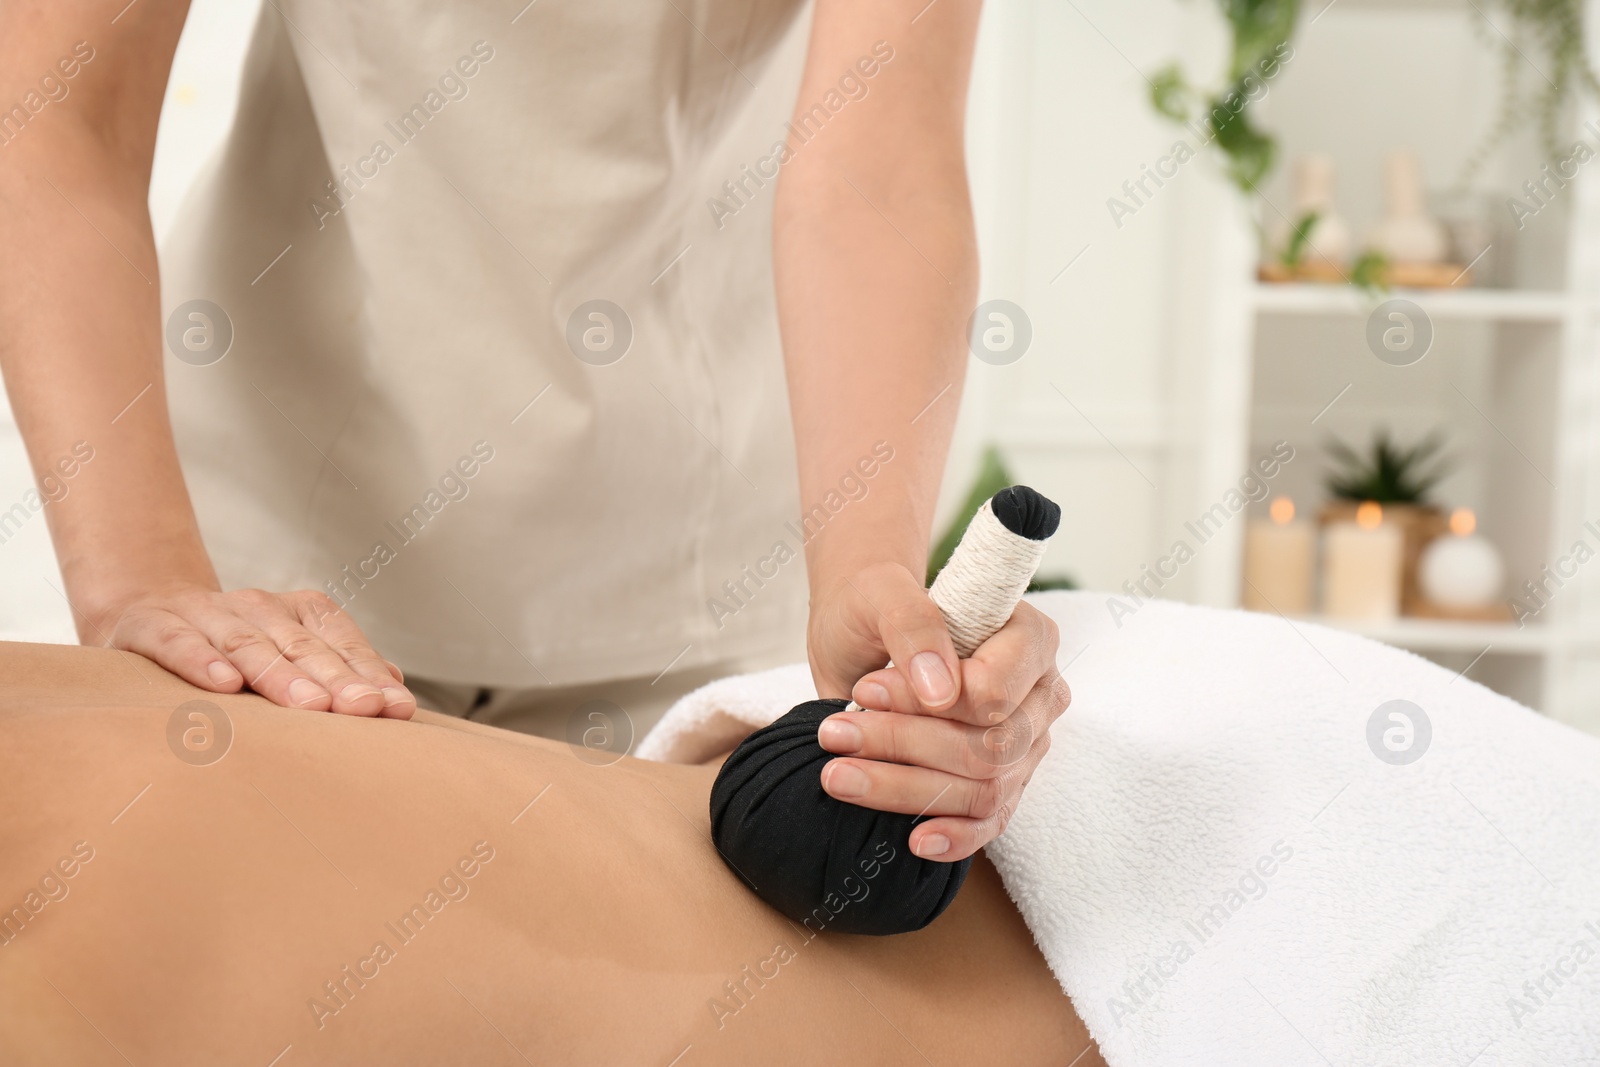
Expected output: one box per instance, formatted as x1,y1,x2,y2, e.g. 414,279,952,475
97,584,416,718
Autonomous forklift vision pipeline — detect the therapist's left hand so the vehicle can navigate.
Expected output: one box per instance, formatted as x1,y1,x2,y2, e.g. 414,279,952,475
806,562,1069,863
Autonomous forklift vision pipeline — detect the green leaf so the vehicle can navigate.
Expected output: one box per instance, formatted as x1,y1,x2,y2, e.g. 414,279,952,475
1222,0,1299,79
1144,1,1299,195
1280,209,1320,269
1460,0,1600,181
1323,429,1453,504
1209,95,1277,191
1150,63,1192,121
1350,250,1390,295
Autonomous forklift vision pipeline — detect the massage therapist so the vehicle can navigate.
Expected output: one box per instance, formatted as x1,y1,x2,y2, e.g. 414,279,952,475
0,0,1066,862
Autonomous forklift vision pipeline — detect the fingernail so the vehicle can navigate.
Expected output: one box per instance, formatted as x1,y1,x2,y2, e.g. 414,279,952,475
823,762,870,799
339,682,382,705
853,682,891,710
381,686,415,711
207,661,239,686
910,652,953,705
818,717,864,753
915,833,950,858
288,678,327,708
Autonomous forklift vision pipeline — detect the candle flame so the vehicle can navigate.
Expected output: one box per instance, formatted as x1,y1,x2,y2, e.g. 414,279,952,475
1270,497,1295,524
1356,501,1383,529
1450,507,1476,536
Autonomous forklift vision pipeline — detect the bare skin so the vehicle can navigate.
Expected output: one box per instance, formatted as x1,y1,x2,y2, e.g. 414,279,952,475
0,641,1105,1066
0,0,1069,864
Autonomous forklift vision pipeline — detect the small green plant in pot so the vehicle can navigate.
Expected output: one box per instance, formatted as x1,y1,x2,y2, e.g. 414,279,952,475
1324,430,1451,504
1322,430,1454,613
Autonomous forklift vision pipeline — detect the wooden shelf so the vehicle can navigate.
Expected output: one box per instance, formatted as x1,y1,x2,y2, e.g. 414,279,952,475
1328,0,1468,10
1297,615,1600,655
1251,284,1570,322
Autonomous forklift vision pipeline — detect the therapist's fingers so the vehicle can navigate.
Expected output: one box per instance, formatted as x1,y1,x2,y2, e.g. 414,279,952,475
958,604,1061,731
907,725,1052,862
844,563,961,712
288,590,404,685
291,591,415,718
821,662,1068,862
819,724,1050,863
228,591,391,717
112,605,245,694
178,597,339,711
851,601,1059,726
100,586,414,715
821,671,1060,779
902,742,1049,870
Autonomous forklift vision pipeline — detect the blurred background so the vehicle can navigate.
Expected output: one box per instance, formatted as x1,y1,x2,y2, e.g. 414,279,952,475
5,0,1599,734
949,0,1600,736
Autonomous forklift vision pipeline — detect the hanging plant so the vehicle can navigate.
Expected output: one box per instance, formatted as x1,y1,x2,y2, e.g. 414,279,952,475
1148,0,1301,193
1461,0,1600,183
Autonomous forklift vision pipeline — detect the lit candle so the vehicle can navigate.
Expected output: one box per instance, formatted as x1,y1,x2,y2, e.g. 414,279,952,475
1419,508,1504,608
1243,496,1315,614
1322,501,1404,620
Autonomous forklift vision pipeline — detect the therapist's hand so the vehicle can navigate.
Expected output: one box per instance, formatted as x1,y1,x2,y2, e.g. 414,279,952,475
806,562,1068,863
95,584,416,718
0,6,414,723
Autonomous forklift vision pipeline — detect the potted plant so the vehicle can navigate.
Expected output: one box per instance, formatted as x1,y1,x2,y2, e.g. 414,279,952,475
1322,430,1452,614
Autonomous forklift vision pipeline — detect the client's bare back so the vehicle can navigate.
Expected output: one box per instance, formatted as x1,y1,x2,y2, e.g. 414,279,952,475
0,643,1100,1066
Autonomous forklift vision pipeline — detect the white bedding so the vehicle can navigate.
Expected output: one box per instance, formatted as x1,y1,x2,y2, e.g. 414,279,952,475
641,591,1600,1066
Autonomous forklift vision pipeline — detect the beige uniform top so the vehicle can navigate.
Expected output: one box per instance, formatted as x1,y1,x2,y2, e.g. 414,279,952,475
161,0,813,687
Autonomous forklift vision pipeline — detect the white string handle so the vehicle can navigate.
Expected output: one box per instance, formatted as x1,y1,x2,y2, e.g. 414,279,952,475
848,487,1059,710
928,498,1051,657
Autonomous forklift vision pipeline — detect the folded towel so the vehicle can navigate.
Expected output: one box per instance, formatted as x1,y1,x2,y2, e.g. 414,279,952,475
639,591,1600,1065
634,661,816,764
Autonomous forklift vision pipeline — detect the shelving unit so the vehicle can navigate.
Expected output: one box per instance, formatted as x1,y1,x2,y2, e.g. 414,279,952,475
1250,284,1571,323
1192,0,1600,727
1298,616,1591,656
1239,270,1597,713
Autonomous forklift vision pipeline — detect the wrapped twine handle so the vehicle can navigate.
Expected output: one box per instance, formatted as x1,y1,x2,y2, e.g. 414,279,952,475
929,485,1061,656
843,485,1061,714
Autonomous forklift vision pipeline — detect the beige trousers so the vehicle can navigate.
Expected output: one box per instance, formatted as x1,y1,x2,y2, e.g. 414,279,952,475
406,659,773,759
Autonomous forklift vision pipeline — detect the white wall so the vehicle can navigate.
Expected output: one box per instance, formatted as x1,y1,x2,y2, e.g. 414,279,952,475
957,0,1251,602
149,0,265,245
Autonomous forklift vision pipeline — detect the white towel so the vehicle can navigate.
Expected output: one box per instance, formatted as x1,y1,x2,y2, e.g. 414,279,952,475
633,661,817,764
639,591,1600,1065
